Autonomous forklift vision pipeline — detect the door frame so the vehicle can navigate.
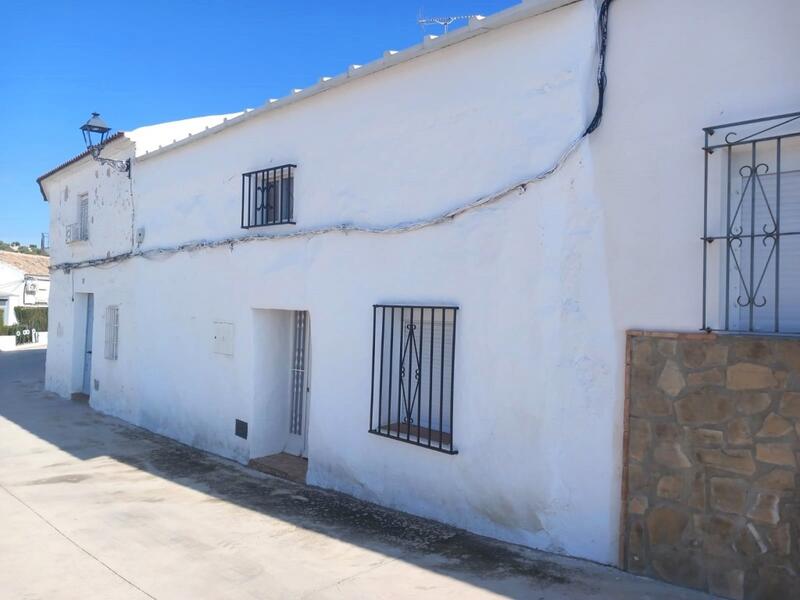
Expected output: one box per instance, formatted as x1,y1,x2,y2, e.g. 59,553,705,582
82,293,94,395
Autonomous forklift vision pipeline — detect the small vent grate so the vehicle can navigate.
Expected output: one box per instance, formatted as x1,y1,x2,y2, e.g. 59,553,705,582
235,419,248,439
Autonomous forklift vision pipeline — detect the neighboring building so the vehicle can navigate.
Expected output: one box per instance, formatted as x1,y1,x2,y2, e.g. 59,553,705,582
0,250,50,325
35,1,799,596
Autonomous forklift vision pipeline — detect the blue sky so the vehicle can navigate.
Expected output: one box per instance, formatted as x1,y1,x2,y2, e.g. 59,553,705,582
0,0,517,245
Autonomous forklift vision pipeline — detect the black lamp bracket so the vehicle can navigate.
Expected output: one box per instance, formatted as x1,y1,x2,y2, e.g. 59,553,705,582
90,146,130,176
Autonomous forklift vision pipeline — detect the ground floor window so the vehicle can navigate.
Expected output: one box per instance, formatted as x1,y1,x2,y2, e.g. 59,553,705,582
369,305,458,454
104,305,119,360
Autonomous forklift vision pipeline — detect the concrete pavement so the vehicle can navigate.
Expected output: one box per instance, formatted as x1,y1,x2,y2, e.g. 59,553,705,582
0,349,716,599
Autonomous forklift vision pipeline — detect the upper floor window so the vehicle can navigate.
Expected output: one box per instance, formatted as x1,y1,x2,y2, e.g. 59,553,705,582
702,112,800,333
241,164,295,228
66,194,89,243
369,305,458,454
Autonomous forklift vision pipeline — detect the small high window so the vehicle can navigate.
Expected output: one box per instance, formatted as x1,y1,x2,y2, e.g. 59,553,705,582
369,305,458,454
241,164,295,228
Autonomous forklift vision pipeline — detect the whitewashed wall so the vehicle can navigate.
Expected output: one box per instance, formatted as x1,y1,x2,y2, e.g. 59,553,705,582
0,263,24,325
45,141,135,396
46,140,136,267
41,0,800,566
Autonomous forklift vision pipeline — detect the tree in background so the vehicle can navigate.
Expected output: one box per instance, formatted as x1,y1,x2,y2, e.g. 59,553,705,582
0,240,48,256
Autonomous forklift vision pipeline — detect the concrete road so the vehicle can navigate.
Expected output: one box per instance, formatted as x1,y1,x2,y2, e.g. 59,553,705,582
0,349,716,600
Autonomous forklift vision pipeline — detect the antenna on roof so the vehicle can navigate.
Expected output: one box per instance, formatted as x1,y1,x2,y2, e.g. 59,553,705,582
417,11,478,35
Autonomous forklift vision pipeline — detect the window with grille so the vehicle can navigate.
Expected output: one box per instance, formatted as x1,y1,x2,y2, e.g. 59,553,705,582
80,195,89,237
369,305,458,454
105,305,119,360
241,164,295,228
67,194,89,243
702,112,800,333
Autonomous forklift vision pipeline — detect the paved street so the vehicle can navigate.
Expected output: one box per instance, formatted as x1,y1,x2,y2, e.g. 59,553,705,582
0,349,715,599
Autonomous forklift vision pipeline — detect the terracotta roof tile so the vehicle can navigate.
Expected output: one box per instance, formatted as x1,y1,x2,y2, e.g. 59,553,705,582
0,251,50,277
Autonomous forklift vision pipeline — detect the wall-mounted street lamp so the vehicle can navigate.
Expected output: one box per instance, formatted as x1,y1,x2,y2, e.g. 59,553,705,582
80,113,130,175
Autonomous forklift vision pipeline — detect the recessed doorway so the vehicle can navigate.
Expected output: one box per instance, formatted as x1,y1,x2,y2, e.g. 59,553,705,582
250,309,311,482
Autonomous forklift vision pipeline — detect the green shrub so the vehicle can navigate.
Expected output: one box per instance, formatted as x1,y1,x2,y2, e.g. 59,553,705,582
13,307,48,332
0,307,47,336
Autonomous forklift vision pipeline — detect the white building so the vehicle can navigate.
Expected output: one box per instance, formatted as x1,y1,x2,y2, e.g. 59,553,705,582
0,251,50,326
36,0,799,567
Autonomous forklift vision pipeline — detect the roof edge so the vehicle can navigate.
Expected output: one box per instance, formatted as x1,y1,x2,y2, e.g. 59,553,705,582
137,0,580,163
33,0,580,196
0,250,51,277
36,131,128,200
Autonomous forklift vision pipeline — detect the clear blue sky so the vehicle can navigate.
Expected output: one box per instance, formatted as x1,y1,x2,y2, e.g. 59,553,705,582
0,0,517,246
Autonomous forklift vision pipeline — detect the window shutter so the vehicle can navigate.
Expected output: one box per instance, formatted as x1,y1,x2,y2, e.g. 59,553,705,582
731,170,800,331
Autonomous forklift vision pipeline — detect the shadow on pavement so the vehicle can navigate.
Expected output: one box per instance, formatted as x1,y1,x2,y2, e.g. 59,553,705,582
0,349,705,599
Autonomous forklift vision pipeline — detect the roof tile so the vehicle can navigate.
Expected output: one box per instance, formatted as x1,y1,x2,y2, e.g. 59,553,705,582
0,251,50,277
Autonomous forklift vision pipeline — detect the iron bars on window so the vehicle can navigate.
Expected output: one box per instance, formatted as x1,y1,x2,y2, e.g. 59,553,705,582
702,112,800,334
241,164,296,229
369,305,458,454
104,305,119,360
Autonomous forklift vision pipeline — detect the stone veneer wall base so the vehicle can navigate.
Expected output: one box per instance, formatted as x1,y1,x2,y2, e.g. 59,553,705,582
622,331,799,600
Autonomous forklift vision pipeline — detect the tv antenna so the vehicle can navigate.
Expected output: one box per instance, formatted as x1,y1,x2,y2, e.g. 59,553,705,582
417,11,479,35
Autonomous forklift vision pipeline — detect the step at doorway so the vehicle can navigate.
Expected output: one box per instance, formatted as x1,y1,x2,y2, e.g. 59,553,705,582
248,453,308,484
250,309,312,482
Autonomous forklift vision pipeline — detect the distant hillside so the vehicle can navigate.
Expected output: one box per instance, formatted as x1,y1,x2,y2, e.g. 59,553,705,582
0,240,48,256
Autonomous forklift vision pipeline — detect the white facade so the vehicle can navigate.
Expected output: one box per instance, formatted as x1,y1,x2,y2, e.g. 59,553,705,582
0,253,50,326
38,0,800,565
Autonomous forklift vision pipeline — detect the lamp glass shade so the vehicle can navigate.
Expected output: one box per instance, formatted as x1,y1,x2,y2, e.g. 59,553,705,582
80,112,111,149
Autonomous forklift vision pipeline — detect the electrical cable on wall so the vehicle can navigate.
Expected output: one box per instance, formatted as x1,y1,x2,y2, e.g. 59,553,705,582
584,0,612,135
53,0,613,274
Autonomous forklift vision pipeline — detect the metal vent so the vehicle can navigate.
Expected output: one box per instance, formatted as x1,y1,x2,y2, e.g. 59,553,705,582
235,419,248,439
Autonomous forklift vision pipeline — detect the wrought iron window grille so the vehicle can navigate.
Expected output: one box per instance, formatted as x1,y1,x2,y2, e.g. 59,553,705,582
66,195,90,244
290,311,307,436
104,305,119,360
65,222,88,244
369,305,458,454
241,164,296,228
702,111,800,334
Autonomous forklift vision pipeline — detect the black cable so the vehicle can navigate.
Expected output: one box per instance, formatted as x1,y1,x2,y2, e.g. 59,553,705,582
55,2,617,274
584,0,613,136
